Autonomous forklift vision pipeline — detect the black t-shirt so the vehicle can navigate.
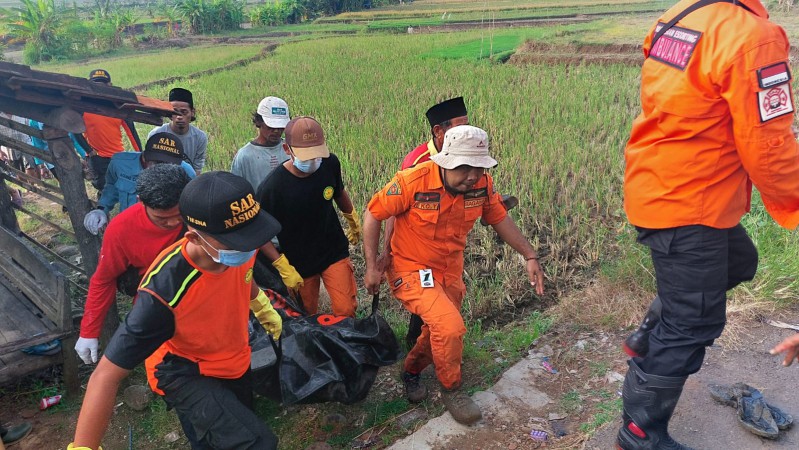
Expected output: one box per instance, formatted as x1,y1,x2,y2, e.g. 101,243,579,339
256,153,349,277
104,293,175,370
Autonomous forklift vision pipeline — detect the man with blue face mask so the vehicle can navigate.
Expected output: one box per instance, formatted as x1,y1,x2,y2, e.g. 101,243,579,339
70,171,283,450
256,116,361,317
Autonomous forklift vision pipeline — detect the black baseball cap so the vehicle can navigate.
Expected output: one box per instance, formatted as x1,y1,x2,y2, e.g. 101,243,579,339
89,69,111,83
426,97,467,128
143,132,185,164
179,171,281,251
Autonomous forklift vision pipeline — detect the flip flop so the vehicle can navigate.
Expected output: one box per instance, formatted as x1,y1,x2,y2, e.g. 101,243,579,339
737,393,779,439
709,382,793,430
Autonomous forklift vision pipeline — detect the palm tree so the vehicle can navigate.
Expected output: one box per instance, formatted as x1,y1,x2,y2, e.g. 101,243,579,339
4,0,62,62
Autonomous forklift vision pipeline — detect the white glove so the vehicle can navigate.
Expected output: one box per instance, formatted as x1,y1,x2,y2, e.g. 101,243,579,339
74,337,99,364
83,209,108,235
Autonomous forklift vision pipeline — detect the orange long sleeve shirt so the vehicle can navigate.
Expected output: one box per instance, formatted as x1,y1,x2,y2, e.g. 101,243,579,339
367,161,507,279
624,0,799,230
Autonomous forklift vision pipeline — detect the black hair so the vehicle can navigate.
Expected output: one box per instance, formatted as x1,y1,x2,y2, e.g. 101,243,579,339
252,111,264,126
136,164,191,210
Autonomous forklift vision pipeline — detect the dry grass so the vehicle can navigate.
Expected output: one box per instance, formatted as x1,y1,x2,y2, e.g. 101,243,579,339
716,288,778,352
549,277,652,332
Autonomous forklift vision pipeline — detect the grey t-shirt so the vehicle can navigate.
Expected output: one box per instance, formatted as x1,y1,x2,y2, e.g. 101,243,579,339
148,123,207,172
231,140,289,191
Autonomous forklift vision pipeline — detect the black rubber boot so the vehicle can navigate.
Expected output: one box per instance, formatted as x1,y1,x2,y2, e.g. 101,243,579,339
617,359,694,450
623,296,662,358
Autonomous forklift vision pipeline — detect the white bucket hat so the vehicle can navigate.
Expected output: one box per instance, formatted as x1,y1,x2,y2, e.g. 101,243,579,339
257,96,290,128
430,125,497,170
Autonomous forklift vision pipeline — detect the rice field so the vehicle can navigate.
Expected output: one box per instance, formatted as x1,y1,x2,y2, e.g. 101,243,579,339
319,0,677,22
35,44,265,88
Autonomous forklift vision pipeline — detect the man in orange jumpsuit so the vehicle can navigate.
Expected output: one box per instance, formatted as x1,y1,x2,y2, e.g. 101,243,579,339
619,0,799,448
363,125,544,425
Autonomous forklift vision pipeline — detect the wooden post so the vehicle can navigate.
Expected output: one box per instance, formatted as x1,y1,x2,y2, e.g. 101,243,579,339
0,174,20,234
43,122,119,344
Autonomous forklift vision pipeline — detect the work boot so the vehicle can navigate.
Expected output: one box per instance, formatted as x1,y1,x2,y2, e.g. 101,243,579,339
1,422,32,445
402,371,427,403
442,388,482,425
623,296,662,358
617,359,693,450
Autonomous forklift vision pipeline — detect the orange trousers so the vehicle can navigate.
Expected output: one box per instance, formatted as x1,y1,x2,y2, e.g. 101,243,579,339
297,257,357,317
389,269,466,390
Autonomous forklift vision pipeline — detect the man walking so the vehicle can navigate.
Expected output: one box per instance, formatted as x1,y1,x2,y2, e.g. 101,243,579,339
70,171,283,450
75,164,191,365
149,87,208,173
363,125,544,425
231,96,291,191
257,116,361,317
618,0,799,448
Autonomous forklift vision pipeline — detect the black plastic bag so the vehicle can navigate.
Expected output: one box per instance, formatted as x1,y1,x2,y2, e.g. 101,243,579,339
250,294,402,405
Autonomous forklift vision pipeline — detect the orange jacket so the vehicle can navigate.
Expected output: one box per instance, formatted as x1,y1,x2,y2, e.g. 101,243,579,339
83,113,141,157
367,160,507,279
624,0,799,230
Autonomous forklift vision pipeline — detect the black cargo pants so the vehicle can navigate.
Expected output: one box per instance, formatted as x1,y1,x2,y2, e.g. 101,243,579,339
635,224,758,377
155,354,278,450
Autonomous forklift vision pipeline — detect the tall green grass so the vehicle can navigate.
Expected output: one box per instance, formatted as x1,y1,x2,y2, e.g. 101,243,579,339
35,44,264,88
135,30,642,313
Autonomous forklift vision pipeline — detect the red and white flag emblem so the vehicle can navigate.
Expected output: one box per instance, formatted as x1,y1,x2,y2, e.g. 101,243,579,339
757,62,791,89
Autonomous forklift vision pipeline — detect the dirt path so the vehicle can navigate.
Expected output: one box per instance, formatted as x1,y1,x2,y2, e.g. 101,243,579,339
586,319,799,450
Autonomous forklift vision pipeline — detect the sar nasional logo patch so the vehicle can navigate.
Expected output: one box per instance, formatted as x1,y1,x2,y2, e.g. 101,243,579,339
323,186,334,201
245,268,253,284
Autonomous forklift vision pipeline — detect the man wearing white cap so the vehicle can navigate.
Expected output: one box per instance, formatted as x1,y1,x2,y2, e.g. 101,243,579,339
363,125,544,425
231,96,291,191
232,97,297,295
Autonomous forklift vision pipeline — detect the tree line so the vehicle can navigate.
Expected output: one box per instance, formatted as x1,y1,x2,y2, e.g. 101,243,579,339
0,0,401,64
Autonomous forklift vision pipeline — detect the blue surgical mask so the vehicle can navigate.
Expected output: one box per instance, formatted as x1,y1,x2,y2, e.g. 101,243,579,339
197,233,256,267
293,157,322,174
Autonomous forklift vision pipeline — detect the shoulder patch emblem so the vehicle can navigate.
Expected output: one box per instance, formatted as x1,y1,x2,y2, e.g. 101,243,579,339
245,268,253,284
758,84,794,122
649,23,702,71
386,181,402,196
757,62,791,89
323,186,334,201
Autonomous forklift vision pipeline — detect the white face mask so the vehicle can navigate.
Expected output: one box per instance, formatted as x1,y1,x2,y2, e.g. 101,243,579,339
293,157,323,174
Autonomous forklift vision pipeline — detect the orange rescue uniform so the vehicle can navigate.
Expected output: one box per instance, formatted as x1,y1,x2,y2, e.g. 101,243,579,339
83,113,141,157
367,161,506,388
624,0,799,230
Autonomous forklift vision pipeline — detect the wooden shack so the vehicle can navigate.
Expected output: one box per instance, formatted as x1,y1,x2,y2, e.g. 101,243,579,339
0,61,174,392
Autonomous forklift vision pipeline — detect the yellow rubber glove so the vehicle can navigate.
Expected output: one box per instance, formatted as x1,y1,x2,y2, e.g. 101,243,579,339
67,444,103,450
271,254,304,290
250,290,283,338
342,210,362,245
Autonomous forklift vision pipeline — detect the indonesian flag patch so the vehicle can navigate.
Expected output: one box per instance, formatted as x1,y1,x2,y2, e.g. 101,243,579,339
757,84,794,122
757,62,792,89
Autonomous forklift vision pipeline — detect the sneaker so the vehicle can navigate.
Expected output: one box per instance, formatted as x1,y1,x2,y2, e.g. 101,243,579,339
1,422,32,445
442,389,482,425
402,371,427,403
